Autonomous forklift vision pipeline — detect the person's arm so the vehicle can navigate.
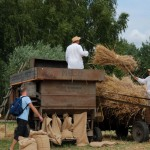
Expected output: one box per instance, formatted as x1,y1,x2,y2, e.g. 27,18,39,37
28,103,43,122
78,45,89,57
134,77,147,84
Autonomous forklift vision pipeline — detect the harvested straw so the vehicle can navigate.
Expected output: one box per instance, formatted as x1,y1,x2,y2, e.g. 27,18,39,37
96,75,148,121
92,45,138,72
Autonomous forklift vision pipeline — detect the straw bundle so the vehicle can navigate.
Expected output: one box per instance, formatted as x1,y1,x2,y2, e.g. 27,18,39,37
96,75,148,121
92,45,138,72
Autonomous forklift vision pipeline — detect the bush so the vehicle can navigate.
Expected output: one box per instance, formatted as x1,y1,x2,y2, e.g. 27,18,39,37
3,42,65,84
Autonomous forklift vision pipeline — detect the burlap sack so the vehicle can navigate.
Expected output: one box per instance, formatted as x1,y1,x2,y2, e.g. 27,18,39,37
90,141,117,147
52,114,62,135
73,112,89,146
30,130,47,136
30,130,50,150
19,137,37,150
62,114,73,131
42,115,62,145
61,129,73,140
32,134,50,150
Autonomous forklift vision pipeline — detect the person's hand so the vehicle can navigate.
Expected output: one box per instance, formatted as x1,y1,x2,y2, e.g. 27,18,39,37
133,76,138,80
39,115,44,122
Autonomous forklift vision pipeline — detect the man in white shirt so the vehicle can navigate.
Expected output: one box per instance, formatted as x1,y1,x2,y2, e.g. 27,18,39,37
66,36,89,69
134,69,150,98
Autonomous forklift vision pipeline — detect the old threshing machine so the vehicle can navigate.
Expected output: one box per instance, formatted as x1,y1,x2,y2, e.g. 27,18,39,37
9,58,105,141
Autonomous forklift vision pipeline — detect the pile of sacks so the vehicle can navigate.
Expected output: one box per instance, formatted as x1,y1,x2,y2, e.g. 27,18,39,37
19,112,89,149
42,112,89,146
18,112,117,149
19,130,50,150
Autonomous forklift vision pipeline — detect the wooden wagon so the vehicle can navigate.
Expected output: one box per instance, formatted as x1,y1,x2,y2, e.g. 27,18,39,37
97,93,150,143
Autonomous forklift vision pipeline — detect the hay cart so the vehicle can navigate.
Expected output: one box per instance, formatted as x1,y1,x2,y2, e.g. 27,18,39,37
9,58,105,141
97,93,150,143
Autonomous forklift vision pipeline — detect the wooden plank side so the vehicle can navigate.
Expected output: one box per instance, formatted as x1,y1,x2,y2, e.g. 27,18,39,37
40,81,96,95
29,58,67,68
40,109,94,116
10,67,104,85
41,95,96,109
10,68,37,85
37,68,104,81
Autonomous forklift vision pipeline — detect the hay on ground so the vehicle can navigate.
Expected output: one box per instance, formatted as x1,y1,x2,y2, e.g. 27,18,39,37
92,45,138,72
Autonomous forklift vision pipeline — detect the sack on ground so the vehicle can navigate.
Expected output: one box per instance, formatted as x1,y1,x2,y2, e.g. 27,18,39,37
61,129,73,140
42,115,62,145
30,130,47,136
62,113,73,131
32,135,50,150
30,130,50,150
73,112,89,146
90,141,117,147
52,114,62,135
19,137,37,150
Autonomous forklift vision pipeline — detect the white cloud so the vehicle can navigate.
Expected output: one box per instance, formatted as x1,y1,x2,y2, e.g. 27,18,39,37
117,0,150,47
121,29,150,47
129,29,146,42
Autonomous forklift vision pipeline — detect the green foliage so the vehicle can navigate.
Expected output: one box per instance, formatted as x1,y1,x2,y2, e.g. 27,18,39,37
115,39,139,57
86,1,128,48
3,42,65,83
0,0,129,62
136,40,150,77
0,59,6,102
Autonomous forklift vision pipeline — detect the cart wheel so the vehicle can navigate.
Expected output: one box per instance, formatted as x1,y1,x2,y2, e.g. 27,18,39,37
132,121,149,142
116,125,128,139
93,127,102,141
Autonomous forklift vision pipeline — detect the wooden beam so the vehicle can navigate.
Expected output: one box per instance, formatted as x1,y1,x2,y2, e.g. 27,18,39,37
97,97,150,108
10,68,37,85
10,67,105,85
37,68,105,81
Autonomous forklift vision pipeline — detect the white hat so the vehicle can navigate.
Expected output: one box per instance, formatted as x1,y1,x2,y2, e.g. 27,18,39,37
148,69,150,72
72,36,81,43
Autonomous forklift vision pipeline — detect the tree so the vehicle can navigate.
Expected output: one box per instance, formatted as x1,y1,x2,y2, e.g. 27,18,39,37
85,0,129,49
0,59,6,103
3,41,65,84
137,40,150,78
0,0,129,62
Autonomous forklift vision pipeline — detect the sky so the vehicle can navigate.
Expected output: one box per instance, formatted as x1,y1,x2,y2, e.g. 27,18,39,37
116,0,150,47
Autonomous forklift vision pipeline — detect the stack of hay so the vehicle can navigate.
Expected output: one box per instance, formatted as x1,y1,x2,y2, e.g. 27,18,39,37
96,75,148,120
92,44,138,72
92,44,148,121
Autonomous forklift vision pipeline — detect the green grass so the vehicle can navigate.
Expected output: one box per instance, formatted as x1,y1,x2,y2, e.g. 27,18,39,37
1,122,150,150
0,138,19,150
1,140,150,150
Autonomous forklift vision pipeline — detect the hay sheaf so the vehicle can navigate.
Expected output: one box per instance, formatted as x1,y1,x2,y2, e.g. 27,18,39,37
96,75,148,121
92,45,138,72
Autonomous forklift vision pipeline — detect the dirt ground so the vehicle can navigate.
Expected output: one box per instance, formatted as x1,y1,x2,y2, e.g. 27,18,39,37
1,122,150,150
